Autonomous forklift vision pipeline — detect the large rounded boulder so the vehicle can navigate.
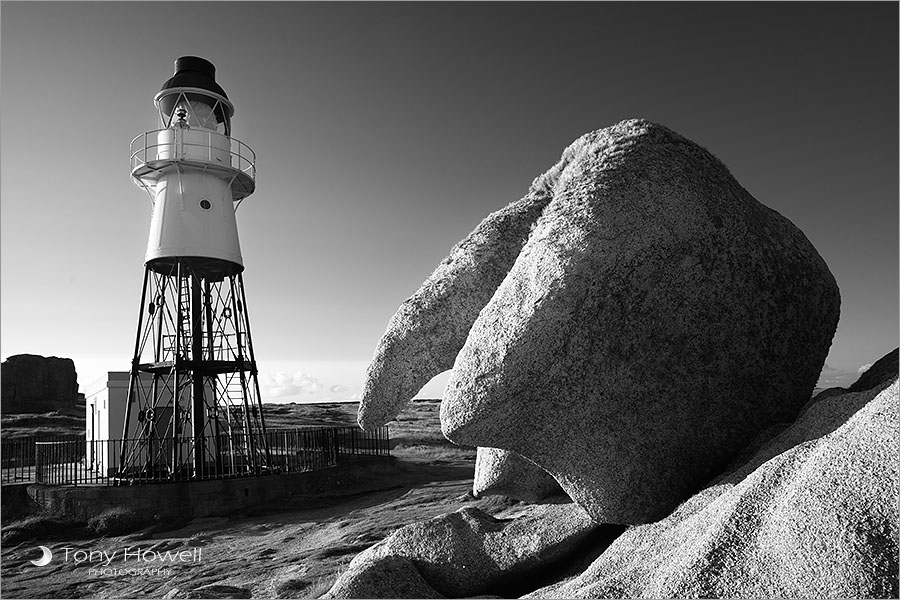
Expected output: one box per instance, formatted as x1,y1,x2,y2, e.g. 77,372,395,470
441,119,841,523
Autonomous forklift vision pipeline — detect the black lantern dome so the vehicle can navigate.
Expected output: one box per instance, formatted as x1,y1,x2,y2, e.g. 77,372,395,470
156,56,234,133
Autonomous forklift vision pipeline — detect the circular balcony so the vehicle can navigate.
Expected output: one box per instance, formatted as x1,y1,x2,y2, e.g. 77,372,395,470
130,128,256,201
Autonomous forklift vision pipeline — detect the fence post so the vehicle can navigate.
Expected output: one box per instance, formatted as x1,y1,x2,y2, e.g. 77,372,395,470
332,428,339,464
34,442,41,484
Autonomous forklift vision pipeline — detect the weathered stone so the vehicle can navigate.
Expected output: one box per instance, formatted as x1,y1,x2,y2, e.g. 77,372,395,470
357,157,566,429
850,347,898,392
441,119,841,524
329,355,895,599
527,379,899,598
323,555,444,599
325,502,601,598
473,447,563,502
1,354,79,414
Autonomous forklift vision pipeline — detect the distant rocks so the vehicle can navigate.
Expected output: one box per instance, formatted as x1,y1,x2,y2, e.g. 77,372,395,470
1,354,79,414
527,377,898,598
473,448,563,502
325,503,605,599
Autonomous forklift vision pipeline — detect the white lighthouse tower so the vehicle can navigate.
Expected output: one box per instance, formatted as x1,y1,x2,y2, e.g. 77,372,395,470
119,57,270,480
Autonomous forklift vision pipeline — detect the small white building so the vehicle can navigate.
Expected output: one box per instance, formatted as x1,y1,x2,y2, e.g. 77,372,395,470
84,372,227,477
84,372,147,475
85,372,132,446
85,371,188,476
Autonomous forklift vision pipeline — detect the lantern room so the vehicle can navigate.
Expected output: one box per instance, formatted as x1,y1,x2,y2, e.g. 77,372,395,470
155,56,234,134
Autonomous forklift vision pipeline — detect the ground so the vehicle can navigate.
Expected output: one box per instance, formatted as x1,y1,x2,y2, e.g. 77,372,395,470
0,400,499,599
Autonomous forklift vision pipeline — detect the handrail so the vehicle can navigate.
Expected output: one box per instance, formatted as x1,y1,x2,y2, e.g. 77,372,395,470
130,128,256,183
25,426,390,486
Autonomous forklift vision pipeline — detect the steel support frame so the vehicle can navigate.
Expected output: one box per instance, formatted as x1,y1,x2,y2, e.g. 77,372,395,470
117,260,269,482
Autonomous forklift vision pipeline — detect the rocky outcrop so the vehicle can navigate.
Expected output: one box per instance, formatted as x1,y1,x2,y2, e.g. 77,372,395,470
325,502,607,599
439,119,840,523
527,378,898,598
850,347,898,392
358,183,558,430
1,354,79,414
473,448,563,502
325,554,444,599
330,371,898,598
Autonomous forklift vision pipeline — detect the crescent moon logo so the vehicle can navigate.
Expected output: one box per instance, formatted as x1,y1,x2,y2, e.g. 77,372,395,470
30,546,52,567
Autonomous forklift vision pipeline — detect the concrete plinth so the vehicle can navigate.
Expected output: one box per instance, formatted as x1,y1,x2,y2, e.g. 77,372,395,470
23,456,396,522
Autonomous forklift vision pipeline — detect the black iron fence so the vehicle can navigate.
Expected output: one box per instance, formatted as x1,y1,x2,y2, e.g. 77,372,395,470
1,435,83,483
1,427,389,487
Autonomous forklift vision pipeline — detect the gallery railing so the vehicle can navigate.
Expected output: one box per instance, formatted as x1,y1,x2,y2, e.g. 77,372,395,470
2,426,389,487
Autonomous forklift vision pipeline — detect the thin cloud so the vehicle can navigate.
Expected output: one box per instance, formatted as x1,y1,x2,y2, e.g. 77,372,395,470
261,371,323,398
257,370,362,404
816,364,858,388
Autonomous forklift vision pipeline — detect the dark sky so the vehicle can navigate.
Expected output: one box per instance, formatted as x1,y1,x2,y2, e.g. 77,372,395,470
2,2,897,399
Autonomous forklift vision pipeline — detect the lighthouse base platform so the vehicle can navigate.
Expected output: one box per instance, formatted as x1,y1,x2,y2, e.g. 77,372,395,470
13,456,396,524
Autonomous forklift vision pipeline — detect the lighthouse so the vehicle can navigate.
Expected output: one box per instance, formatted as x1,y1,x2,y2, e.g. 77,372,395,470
119,57,270,480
